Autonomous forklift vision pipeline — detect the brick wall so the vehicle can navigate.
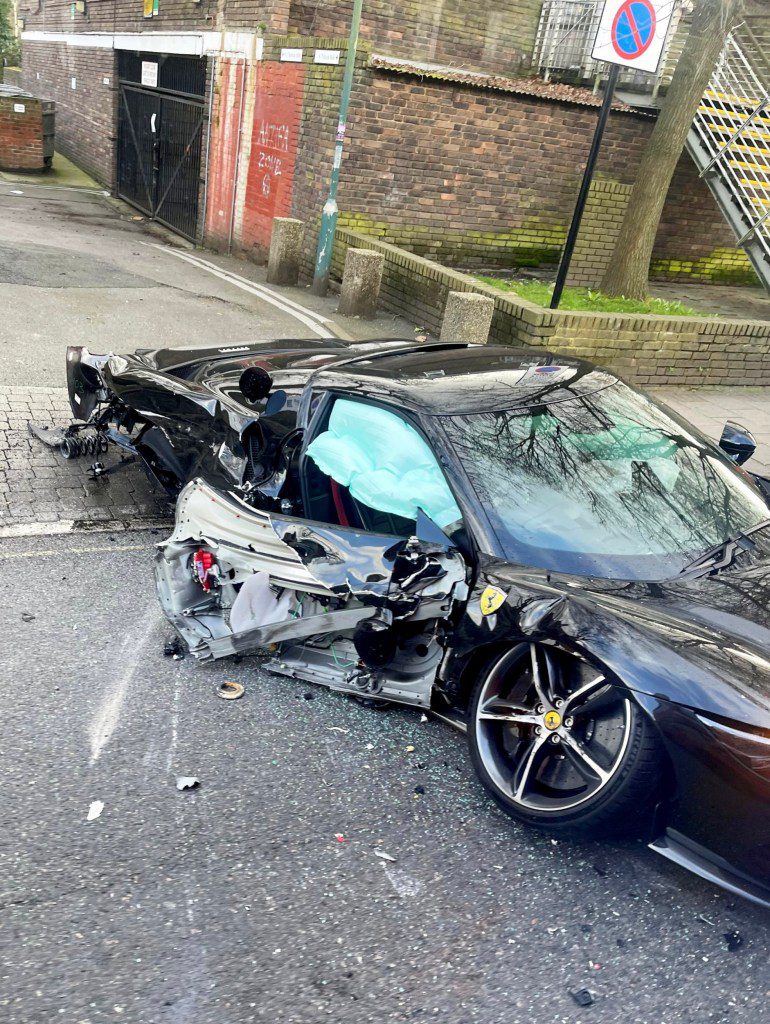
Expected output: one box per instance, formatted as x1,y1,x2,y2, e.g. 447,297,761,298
22,44,116,187
652,156,757,284
204,36,359,263
19,0,539,69
333,229,770,386
204,39,343,258
285,38,359,271
205,46,752,289
241,59,306,253
567,180,633,289
287,0,541,74
19,0,289,35
0,94,51,171
333,66,748,283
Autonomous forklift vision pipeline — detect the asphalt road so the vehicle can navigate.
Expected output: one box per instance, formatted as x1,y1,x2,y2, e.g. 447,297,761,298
0,182,335,388
2,533,769,1024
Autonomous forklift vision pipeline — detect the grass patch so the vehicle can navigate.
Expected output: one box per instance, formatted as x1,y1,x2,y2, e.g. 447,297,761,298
477,276,705,317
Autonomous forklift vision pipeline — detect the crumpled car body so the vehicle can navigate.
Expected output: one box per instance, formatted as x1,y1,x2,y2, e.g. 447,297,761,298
57,338,770,909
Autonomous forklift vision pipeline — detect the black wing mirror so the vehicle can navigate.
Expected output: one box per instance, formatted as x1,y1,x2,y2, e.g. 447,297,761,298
719,421,757,466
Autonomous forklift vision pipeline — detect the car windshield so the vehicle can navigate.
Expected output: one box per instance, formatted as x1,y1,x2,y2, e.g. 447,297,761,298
441,383,770,580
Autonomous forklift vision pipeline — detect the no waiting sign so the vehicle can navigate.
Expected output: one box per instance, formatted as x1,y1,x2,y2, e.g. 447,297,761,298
591,0,675,75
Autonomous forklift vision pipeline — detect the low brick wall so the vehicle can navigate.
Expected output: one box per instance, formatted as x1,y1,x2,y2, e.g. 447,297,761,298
567,180,633,290
0,89,53,171
333,228,770,385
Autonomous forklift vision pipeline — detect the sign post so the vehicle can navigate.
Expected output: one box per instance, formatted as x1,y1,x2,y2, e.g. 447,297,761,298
549,0,675,309
311,0,364,296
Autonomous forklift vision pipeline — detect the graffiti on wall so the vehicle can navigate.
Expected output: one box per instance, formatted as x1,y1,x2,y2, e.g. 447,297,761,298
241,63,305,252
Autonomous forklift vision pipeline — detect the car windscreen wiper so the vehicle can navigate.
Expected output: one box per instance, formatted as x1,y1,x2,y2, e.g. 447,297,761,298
678,518,770,578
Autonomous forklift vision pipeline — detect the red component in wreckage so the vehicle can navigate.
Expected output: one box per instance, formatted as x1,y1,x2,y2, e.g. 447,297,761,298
193,549,216,592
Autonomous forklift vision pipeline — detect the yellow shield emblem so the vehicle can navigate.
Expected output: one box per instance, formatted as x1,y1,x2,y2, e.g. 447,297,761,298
479,586,507,617
544,711,562,731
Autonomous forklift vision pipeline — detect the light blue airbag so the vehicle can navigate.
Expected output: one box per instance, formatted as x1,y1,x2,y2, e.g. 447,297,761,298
306,400,461,528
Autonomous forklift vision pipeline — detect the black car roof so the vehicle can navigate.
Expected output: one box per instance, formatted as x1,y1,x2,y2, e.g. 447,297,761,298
137,339,621,415
313,342,621,415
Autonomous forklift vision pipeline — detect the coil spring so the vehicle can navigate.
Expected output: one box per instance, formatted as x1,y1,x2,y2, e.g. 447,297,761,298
60,431,109,459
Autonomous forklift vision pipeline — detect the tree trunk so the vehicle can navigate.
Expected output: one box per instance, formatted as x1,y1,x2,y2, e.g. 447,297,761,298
601,0,744,300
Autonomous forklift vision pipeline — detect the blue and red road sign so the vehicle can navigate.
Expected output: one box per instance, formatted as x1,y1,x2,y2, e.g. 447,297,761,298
611,0,656,60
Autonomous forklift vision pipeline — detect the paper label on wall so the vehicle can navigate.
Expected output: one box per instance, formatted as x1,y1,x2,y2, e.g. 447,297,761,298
141,61,159,88
314,49,340,65
13,103,25,114
143,0,153,17
280,48,303,63
591,0,675,75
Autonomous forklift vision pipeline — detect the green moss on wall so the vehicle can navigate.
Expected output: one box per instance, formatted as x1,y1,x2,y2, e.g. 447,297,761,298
337,213,758,286
337,211,566,268
650,247,759,287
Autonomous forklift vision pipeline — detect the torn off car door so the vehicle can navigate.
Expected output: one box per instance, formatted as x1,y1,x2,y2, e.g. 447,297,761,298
155,481,466,663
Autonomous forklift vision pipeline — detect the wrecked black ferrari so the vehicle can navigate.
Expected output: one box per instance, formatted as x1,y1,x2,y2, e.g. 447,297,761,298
36,339,770,908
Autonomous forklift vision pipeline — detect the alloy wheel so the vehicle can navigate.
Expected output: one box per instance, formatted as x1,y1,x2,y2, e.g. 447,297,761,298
474,644,631,812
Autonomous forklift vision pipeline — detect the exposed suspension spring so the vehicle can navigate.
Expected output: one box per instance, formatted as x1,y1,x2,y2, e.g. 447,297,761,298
59,430,109,459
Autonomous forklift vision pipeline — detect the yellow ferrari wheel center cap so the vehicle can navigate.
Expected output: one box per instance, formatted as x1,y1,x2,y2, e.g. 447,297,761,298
543,710,562,731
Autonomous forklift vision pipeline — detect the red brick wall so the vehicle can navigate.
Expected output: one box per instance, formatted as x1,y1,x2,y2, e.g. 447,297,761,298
330,69,740,272
0,97,47,171
241,61,305,254
22,44,117,187
206,49,742,283
287,0,540,73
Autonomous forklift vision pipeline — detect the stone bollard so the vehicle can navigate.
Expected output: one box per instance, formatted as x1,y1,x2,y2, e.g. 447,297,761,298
440,290,494,344
338,248,384,319
266,217,304,286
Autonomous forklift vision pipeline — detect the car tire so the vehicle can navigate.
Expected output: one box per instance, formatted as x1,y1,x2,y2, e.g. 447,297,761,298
467,643,663,839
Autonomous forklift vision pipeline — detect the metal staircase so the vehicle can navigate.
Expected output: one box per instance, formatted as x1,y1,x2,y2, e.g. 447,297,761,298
688,33,770,291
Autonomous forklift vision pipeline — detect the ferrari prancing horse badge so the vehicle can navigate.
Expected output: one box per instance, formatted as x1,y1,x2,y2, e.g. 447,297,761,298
479,586,507,616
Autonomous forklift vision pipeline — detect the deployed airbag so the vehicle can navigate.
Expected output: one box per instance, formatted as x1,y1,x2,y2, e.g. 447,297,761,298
306,400,461,528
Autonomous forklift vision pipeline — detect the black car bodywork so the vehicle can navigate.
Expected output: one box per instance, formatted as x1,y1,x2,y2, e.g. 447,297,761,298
51,339,770,908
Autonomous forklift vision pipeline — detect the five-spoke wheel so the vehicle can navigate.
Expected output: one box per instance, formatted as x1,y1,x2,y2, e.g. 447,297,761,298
468,643,663,836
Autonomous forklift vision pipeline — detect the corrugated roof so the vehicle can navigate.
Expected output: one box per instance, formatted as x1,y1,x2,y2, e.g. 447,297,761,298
368,54,641,113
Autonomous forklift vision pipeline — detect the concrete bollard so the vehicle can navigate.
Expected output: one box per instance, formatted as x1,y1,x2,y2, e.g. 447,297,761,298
266,217,304,286
440,291,494,344
338,248,384,319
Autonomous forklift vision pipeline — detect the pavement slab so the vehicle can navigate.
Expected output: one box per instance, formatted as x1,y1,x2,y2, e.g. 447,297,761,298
0,386,170,528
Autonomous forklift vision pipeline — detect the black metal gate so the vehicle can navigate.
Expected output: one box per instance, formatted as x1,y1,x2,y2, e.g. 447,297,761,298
117,53,206,241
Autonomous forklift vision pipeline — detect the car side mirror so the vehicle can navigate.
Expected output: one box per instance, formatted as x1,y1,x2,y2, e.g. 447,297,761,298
719,421,757,466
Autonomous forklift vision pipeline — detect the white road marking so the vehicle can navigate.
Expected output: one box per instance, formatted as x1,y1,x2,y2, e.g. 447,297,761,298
0,518,168,540
177,248,336,327
0,544,146,560
166,676,182,773
89,603,159,764
0,183,110,195
145,243,337,339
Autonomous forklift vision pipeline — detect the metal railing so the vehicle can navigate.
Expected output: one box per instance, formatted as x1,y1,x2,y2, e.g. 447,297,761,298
691,34,770,258
532,0,683,94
